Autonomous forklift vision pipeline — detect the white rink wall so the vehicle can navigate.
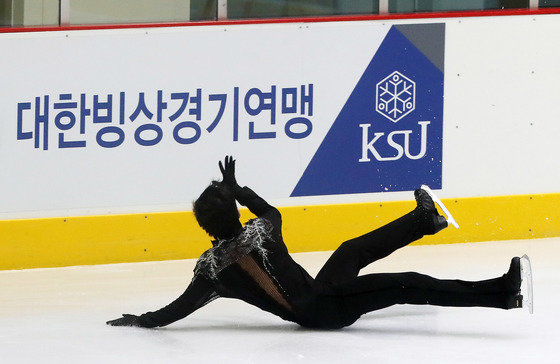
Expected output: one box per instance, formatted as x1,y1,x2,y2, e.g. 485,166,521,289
0,14,559,220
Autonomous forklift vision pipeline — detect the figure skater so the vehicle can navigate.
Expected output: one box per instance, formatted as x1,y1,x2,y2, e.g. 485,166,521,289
108,156,532,329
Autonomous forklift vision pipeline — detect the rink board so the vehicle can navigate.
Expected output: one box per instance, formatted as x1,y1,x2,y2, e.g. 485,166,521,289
1,192,558,270
1,13,560,269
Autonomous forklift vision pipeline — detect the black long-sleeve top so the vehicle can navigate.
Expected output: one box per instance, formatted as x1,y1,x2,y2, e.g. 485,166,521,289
138,186,326,329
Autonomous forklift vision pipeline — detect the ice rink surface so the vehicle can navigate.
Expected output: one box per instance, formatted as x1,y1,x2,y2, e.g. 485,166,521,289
1,237,559,364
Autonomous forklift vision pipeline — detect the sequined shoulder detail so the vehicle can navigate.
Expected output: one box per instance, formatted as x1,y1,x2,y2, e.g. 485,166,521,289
193,218,273,280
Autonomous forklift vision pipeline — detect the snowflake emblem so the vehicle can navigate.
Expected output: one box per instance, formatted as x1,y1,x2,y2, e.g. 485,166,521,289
376,71,416,123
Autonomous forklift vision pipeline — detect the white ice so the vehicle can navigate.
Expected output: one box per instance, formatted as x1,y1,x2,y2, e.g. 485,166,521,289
1,238,559,364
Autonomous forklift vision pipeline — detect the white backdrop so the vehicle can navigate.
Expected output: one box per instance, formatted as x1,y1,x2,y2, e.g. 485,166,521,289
1,15,559,219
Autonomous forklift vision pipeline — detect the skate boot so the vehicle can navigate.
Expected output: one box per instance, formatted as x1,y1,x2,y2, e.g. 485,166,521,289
504,255,533,313
420,185,460,229
414,187,449,235
504,257,522,293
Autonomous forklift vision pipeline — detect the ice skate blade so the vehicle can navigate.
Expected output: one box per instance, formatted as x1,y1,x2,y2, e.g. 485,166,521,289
420,185,460,229
520,254,534,314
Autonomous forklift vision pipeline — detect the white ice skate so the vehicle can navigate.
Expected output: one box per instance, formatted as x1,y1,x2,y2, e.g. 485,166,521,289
520,254,534,314
420,185,460,229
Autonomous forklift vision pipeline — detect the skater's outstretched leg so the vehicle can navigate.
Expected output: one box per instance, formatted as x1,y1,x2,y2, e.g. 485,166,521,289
316,188,448,284
330,260,524,323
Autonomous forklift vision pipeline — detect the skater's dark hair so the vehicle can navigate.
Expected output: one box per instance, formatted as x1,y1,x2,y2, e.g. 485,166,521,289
193,181,240,239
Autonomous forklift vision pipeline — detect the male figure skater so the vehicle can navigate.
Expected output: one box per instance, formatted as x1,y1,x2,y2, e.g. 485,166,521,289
108,156,532,329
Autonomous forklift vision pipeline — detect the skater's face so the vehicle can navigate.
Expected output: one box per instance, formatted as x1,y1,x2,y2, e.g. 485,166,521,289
193,181,241,239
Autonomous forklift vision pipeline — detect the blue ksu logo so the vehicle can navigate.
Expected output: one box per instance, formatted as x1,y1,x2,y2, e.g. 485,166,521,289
292,23,445,197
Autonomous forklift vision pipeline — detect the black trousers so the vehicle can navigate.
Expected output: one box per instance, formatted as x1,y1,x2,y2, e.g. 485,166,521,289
312,209,510,327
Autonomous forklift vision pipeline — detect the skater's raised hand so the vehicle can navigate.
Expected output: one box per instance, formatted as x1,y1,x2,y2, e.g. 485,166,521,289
219,155,237,188
106,314,143,327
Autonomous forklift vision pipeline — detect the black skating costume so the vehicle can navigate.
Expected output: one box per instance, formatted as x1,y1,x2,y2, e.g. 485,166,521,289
135,186,518,329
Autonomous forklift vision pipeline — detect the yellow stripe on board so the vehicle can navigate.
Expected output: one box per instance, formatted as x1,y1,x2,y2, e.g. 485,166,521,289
1,193,558,270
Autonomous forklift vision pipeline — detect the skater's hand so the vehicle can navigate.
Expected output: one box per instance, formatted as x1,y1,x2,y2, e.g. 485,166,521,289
106,314,143,327
219,155,237,188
